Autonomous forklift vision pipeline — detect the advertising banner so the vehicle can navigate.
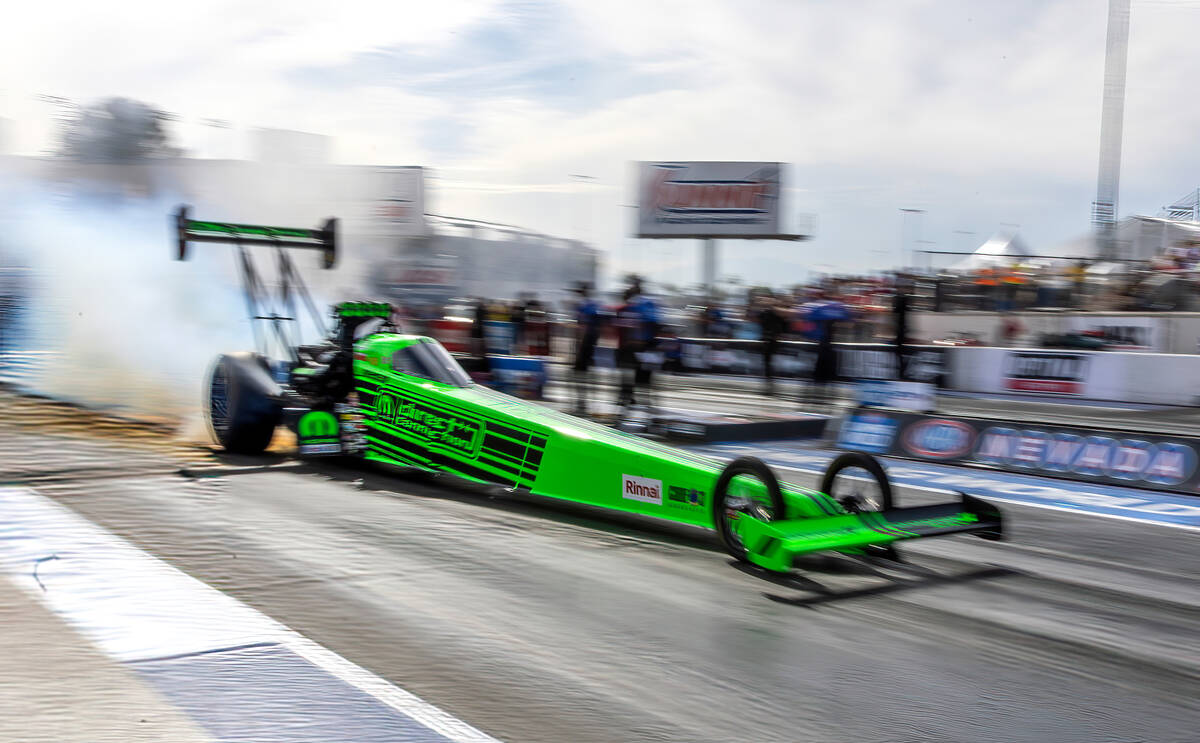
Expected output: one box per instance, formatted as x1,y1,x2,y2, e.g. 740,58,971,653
1002,351,1090,395
636,162,784,238
370,166,426,237
676,339,948,387
837,409,1200,494
856,380,937,412
1064,316,1163,351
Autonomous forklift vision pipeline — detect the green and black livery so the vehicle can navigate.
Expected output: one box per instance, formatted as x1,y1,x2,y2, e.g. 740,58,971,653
182,210,1004,574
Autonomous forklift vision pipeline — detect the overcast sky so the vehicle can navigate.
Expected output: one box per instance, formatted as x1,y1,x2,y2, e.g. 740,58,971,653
5,0,1200,289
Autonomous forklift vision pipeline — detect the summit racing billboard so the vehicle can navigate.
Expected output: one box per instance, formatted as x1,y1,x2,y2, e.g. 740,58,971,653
1003,352,1089,395
636,162,784,238
838,409,1200,494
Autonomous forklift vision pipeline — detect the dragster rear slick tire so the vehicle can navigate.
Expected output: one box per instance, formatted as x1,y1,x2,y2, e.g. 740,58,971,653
206,352,283,455
713,456,785,563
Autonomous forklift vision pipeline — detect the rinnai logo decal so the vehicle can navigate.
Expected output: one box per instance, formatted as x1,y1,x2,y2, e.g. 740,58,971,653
1004,353,1089,395
622,474,664,505
973,428,1197,486
902,419,975,459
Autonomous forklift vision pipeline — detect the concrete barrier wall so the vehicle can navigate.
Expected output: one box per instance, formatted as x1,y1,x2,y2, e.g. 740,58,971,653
912,311,1200,354
946,346,1200,405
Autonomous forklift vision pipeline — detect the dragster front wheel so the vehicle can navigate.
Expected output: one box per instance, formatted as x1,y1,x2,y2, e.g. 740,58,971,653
820,451,894,515
712,456,785,562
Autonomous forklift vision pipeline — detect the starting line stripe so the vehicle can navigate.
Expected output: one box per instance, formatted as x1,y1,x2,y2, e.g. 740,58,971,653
0,487,500,743
686,442,1200,531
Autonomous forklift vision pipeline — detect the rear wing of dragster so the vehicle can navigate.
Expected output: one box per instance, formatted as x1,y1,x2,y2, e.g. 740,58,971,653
172,205,339,361
174,205,338,269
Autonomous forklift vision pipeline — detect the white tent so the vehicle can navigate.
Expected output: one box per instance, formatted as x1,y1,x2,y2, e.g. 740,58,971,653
953,232,1034,270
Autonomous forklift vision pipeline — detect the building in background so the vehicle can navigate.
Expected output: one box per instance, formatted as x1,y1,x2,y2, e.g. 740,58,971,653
252,128,332,165
1,130,596,310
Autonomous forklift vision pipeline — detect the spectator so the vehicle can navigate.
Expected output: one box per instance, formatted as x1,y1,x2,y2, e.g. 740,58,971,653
757,293,787,395
469,297,491,375
799,289,850,409
511,293,528,353
614,277,659,410
570,282,601,415
892,278,911,380
1070,260,1088,309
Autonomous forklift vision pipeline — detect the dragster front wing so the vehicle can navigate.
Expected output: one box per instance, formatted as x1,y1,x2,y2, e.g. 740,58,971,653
735,493,1004,572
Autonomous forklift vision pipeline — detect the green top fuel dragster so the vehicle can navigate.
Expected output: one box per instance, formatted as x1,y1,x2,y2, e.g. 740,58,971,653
178,208,1003,574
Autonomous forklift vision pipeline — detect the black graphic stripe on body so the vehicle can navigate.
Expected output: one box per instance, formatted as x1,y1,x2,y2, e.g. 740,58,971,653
371,426,518,487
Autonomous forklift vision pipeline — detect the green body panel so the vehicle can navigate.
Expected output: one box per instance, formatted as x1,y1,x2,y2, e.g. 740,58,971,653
351,334,831,530
335,333,1001,571
734,510,982,572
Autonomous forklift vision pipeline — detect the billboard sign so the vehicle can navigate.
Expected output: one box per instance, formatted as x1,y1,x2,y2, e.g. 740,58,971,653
1003,352,1089,395
1064,316,1162,351
370,166,426,237
636,161,785,238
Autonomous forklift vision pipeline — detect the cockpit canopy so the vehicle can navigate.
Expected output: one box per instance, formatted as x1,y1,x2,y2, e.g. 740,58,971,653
389,337,473,387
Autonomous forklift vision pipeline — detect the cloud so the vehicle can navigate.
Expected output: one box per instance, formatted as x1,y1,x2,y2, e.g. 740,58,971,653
5,0,1200,287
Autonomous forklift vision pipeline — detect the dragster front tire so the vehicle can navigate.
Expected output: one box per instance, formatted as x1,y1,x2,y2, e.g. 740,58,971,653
712,456,785,562
819,451,894,513
206,352,282,455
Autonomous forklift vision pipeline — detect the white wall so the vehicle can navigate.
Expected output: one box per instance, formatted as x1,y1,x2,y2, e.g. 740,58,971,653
946,347,1200,406
913,311,1200,354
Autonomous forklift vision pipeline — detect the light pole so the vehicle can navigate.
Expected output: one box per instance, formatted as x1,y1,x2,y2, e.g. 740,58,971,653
900,208,925,270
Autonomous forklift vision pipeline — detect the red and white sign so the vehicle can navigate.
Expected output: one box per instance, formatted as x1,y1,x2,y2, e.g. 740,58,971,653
636,161,784,238
622,474,663,505
1003,352,1089,395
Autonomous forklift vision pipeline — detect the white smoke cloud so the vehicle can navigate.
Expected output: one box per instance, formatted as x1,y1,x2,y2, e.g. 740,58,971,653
0,165,353,429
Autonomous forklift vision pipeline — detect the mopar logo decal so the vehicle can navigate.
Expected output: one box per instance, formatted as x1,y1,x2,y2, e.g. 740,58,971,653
376,393,396,420
622,474,663,505
298,411,338,440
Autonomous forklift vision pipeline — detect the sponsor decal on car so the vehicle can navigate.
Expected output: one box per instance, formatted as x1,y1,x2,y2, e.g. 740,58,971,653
297,411,341,455
901,419,975,459
667,485,705,508
375,391,481,455
1003,352,1089,395
622,474,663,505
298,443,342,455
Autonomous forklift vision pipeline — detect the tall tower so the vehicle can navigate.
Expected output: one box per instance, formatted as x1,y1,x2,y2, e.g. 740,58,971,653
1093,0,1131,260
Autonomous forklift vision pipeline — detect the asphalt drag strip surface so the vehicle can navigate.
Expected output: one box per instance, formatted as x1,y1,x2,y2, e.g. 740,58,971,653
2,411,1199,741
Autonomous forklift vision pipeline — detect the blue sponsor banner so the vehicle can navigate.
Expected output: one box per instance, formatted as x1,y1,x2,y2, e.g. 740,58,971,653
688,441,1200,529
837,412,899,454
837,408,1200,496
